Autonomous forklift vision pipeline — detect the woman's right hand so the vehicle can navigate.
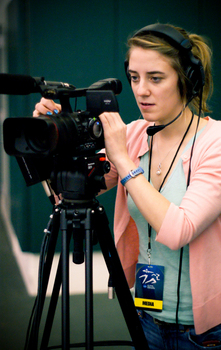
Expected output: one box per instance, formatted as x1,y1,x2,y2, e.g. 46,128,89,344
33,97,62,117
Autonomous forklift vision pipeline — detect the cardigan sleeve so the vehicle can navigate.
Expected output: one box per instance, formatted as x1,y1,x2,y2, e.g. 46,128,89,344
99,119,149,193
156,121,221,250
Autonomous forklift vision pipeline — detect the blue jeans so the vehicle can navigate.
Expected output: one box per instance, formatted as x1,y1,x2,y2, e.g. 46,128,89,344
136,310,221,350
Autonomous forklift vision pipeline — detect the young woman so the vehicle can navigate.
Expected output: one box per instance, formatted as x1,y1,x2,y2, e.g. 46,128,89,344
33,23,221,349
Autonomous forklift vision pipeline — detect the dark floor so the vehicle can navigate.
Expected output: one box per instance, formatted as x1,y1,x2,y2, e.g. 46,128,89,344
0,214,132,350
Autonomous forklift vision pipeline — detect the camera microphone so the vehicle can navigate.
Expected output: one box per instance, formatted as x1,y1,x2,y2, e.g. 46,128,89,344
0,73,75,96
0,73,43,95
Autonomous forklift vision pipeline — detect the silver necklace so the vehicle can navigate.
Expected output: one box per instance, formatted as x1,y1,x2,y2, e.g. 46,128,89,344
156,138,180,175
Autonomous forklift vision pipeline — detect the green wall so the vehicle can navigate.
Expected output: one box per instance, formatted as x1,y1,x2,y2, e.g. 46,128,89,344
6,0,221,252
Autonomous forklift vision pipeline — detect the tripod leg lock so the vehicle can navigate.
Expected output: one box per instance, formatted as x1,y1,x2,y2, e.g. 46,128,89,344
108,286,115,299
108,275,115,299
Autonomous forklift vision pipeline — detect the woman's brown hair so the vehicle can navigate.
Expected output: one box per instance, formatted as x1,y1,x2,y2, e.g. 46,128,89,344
126,24,213,115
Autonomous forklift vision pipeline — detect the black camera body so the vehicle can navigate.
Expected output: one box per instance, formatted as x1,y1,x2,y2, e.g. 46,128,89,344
4,90,119,158
3,79,122,188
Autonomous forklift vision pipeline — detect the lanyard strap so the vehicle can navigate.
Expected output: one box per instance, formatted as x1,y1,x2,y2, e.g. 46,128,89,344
147,112,194,264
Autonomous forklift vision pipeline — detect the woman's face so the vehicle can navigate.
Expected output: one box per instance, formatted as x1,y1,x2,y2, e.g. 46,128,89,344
128,46,183,125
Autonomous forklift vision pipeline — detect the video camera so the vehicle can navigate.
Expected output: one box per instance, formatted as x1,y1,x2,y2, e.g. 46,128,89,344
2,75,122,190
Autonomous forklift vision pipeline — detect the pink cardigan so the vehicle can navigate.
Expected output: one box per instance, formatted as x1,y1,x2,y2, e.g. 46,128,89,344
102,116,221,334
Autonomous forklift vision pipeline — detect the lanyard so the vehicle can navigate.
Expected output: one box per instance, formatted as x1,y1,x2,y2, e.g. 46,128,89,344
147,112,194,264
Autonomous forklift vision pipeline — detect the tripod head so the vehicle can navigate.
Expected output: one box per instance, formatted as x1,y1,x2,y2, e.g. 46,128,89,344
50,153,110,202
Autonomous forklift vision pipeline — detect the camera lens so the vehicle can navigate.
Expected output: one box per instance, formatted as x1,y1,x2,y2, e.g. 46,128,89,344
89,118,103,139
25,122,49,152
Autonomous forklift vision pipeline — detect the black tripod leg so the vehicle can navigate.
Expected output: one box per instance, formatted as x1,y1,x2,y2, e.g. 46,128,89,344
28,208,61,350
60,208,71,350
85,208,94,350
40,209,72,350
95,205,149,350
39,208,61,305
40,258,62,349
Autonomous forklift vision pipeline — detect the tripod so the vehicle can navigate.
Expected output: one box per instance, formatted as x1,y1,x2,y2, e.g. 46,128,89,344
25,154,149,350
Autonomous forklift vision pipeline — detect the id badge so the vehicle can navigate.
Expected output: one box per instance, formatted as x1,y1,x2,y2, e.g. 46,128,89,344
135,263,164,312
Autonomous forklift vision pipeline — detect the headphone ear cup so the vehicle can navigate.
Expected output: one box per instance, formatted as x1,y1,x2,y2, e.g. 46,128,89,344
185,53,205,99
185,65,198,99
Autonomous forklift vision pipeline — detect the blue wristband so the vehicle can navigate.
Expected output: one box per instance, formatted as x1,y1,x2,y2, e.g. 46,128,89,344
120,166,144,186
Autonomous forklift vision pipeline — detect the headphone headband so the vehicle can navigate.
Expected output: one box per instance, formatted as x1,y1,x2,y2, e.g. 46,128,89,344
132,24,192,52
125,23,205,99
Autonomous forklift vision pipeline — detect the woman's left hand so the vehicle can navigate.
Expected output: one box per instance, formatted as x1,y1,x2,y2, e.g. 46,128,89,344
99,112,129,167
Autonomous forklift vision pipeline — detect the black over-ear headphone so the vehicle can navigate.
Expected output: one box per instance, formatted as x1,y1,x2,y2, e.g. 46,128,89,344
124,23,205,100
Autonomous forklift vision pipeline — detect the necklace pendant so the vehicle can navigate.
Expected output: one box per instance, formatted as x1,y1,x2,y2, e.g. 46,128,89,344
156,163,161,175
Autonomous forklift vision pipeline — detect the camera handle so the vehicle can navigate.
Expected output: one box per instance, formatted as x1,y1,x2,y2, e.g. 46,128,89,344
59,96,73,113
